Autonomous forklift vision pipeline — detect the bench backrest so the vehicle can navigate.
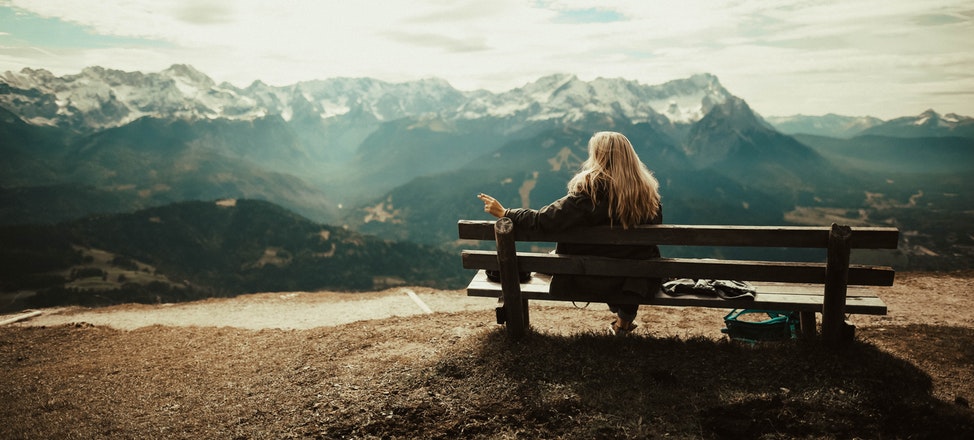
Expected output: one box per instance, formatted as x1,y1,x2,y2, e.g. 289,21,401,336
458,220,899,286
459,220,899,249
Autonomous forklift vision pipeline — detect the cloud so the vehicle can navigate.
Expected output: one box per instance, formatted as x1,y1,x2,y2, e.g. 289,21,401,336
404,0,514,24
1,0,972,118
382,31,489,53
171,1,236,25
552,8,627,24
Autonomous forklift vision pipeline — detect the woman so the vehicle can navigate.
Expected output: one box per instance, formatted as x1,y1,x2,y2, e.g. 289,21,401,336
478,131,662,335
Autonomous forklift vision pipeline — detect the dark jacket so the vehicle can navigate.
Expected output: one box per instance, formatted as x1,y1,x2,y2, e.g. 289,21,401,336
504,189,662,296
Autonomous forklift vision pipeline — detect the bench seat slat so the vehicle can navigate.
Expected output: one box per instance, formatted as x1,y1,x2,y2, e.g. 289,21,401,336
461,250,895,286
465,270,887,315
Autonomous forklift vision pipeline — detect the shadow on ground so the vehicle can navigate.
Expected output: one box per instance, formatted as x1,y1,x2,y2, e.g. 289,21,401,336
319,321,974,439
1,315,972,439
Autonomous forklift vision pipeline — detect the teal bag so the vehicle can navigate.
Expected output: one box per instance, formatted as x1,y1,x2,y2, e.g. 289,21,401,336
721,309,798,342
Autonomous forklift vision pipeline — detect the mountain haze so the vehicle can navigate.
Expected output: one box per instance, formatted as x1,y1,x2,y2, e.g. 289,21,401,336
766,113,884,138
794,134,974,174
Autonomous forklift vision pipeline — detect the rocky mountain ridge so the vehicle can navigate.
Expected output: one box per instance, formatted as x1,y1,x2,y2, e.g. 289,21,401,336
0,64,729,132
1,65,731,133
6,64,971,143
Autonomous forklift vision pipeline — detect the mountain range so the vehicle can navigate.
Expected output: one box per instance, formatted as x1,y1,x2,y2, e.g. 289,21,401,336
2,64,973,308
767,110,974,139
1,65,778,220
1,65,728,131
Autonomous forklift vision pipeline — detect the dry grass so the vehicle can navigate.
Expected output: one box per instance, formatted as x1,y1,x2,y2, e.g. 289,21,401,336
1,272,973,439
0,320,972,438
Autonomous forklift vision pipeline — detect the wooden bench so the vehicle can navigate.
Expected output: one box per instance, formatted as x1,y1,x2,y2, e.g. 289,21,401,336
458,218,899,344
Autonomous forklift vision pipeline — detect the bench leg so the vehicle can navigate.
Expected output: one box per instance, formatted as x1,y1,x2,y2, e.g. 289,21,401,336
494,298,530,328
799,311,817,339
494,218,529,340
823,223,852,345
798,312,854,343
498,297,529,339
841,320,855,342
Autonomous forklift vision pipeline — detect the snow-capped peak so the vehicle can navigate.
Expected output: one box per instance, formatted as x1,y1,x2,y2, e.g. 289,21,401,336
163,64,215,87
913,109,939,126
905,109,973,129
0,65,739,132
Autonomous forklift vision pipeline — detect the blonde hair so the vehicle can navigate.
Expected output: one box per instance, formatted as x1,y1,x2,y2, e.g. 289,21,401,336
567,131,661,228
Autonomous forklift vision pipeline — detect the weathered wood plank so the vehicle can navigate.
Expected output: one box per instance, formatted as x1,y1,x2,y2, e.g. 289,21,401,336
457,220,899,249
461,250,895,286
464,271,887,315
747,283,880,297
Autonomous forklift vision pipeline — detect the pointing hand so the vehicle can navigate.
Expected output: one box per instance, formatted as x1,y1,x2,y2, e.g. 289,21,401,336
477,193,506,218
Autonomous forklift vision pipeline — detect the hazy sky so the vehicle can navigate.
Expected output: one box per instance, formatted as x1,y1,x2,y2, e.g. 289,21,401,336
1,0,972,119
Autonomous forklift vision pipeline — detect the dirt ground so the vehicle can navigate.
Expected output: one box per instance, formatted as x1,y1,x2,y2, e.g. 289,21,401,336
1,271,972,439
5,271,973,402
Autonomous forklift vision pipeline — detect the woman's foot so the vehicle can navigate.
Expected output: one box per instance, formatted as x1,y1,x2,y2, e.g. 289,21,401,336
610,318,637,336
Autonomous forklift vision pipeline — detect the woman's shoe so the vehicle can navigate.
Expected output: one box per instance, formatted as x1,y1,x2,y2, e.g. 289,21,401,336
610,318,637,336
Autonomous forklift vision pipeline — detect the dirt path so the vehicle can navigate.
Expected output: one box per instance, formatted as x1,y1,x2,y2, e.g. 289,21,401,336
3,272,972,332
4,287,494,330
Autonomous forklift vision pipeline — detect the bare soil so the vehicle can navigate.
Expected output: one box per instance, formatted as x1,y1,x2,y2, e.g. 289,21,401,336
1,272,972,439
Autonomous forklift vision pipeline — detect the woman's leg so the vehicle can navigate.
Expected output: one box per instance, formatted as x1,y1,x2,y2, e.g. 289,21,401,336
608,303,638,322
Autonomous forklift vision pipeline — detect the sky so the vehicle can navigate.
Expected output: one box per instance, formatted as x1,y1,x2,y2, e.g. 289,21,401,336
1,0,972,119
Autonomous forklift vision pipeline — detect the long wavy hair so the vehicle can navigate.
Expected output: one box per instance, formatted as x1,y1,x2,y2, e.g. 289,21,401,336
567,131,661,228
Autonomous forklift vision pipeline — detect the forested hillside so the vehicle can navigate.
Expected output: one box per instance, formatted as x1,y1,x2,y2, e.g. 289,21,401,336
0,199,466,312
